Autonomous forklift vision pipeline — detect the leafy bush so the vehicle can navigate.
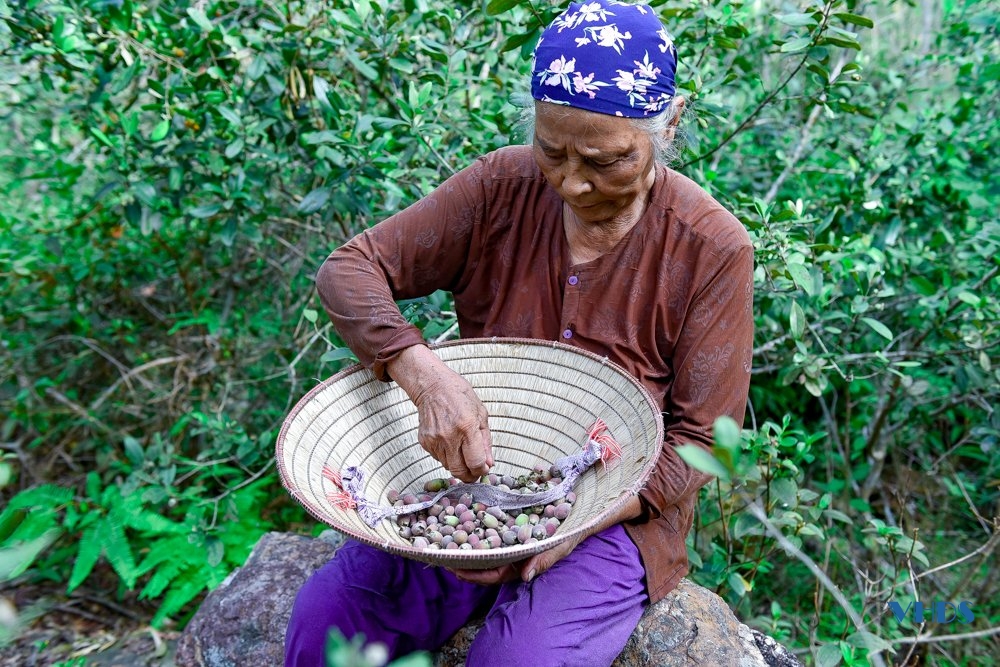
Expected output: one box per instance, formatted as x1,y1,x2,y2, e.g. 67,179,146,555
1,0,997,664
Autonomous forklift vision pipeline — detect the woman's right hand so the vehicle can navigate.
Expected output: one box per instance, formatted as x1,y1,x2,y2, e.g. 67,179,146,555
386,345,494,482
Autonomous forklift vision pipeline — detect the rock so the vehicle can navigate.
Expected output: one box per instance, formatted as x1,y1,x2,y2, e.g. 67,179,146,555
175,531,345,667
433,579,800,667
176,532,803,667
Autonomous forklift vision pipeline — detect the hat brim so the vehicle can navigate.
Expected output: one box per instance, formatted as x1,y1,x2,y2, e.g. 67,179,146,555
276,338,663,569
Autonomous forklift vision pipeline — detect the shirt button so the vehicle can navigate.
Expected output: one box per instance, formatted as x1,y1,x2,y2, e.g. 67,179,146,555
562,329,573,339
568,275,579,286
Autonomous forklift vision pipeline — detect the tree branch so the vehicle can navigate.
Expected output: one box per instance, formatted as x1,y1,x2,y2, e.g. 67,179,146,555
741,495,889,667
892,624,1000,645
682,1,837,168
763,50,852,204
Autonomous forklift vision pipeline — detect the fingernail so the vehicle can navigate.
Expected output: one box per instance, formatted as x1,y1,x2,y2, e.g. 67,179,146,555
525,568,536,583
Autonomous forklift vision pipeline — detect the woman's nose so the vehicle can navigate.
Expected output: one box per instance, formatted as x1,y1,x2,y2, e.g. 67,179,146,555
559,162,593,198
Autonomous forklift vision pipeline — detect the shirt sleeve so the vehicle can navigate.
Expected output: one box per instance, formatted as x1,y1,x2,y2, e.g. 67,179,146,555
637,242,754,518
315,158,490,380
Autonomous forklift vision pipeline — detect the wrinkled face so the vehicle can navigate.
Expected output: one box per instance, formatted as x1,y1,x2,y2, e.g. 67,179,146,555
533,101,657,227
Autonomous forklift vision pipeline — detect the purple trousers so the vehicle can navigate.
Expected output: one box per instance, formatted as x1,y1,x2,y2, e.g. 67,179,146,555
284,524,647,667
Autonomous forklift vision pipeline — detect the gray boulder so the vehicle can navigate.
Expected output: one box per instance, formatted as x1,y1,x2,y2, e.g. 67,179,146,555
176,532,802,667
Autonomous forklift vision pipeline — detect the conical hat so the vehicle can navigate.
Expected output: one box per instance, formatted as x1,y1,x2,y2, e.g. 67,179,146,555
276,338,663,568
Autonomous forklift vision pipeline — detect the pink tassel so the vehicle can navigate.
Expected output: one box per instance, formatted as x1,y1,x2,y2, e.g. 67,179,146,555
587,419,622,469
322,464,344,489
322,465,356,509
326,490,357,510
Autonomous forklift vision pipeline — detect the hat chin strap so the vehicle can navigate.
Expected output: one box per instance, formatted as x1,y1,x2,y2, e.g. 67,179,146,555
323,420,622,528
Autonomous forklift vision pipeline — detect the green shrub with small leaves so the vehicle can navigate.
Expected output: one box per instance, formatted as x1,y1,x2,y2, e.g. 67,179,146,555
1,0,997,664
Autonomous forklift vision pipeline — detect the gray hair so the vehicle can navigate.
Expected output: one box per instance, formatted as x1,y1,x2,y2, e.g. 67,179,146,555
510,92,689,166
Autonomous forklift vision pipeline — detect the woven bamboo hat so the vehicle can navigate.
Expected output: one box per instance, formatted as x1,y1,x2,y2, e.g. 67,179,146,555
277,338,663,569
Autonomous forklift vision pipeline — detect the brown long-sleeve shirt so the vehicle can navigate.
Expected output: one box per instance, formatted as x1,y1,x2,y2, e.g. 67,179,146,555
316,145,753,602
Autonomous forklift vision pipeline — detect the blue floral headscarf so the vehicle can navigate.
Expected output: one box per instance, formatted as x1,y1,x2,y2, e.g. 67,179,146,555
530,0,678,117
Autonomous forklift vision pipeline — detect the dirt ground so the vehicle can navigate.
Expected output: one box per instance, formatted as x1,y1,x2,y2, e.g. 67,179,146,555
0,581,180,667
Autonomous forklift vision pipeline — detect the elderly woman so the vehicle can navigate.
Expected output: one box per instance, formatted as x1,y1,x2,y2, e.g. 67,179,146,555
285,1,752,664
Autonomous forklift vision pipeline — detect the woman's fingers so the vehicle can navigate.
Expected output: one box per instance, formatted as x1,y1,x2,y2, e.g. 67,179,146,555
414,378,493,482
445,445,473,483
460,427,491,481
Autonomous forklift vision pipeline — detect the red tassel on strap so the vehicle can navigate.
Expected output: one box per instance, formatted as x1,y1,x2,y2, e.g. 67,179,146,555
322,465,356,509
587,419,622,469
322,464,344,489
326,490,357,510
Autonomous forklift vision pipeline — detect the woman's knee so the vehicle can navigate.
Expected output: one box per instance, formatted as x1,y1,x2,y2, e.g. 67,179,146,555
284,542,393,665
285,572,339,666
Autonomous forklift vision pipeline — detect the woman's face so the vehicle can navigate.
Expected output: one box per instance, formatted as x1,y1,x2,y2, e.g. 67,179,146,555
533,101,657,228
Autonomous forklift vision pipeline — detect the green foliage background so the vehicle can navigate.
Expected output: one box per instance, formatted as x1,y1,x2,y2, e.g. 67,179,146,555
1,0,997,664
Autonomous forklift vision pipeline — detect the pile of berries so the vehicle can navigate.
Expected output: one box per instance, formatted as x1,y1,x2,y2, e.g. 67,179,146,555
389,466,576,551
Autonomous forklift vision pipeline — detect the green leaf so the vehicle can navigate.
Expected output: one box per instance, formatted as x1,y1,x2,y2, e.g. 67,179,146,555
68,523,103,592
786,262,814,295
89,126,116,149
834,12,874,28
217,106,241,126
819,35,861,50
789,300,806,339
823,509,852,524
298,187,331,214
0,529,60,581
6,484,73,511
206,536,224,567
486,0,521,16
713,415,740,449
816,642,843,667
186,7,213,33
123,436,144,465
320,348,357,363
313,75,334,111
502,30,538,52
771,477,798,506
388,652,433,667
909,276,936,296
137,536,187,579
121,112,139,137
861,317,893,341
345,52,378,81
247,56,268,80
303,308,319,323
798,523,824,538
189,204,221,219
776,13,817,27
676,444,730,481
149,119,170,142
846,630,894,653
732,513,762,539
103,513,138,588
728,571,752,596
780,37,812,53
225,137,244,158
353,0,371,22
957,291,980,306
152,566,212,626
303,131,345,145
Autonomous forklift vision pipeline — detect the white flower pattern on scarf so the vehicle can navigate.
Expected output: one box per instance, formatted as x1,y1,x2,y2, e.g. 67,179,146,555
532,0,677,117
553,2,615,31
541,46,671,113
541,55,578,92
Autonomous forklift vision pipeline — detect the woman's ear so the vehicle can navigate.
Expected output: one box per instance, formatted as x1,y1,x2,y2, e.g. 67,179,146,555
663,97,686,143
669,97,686,128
